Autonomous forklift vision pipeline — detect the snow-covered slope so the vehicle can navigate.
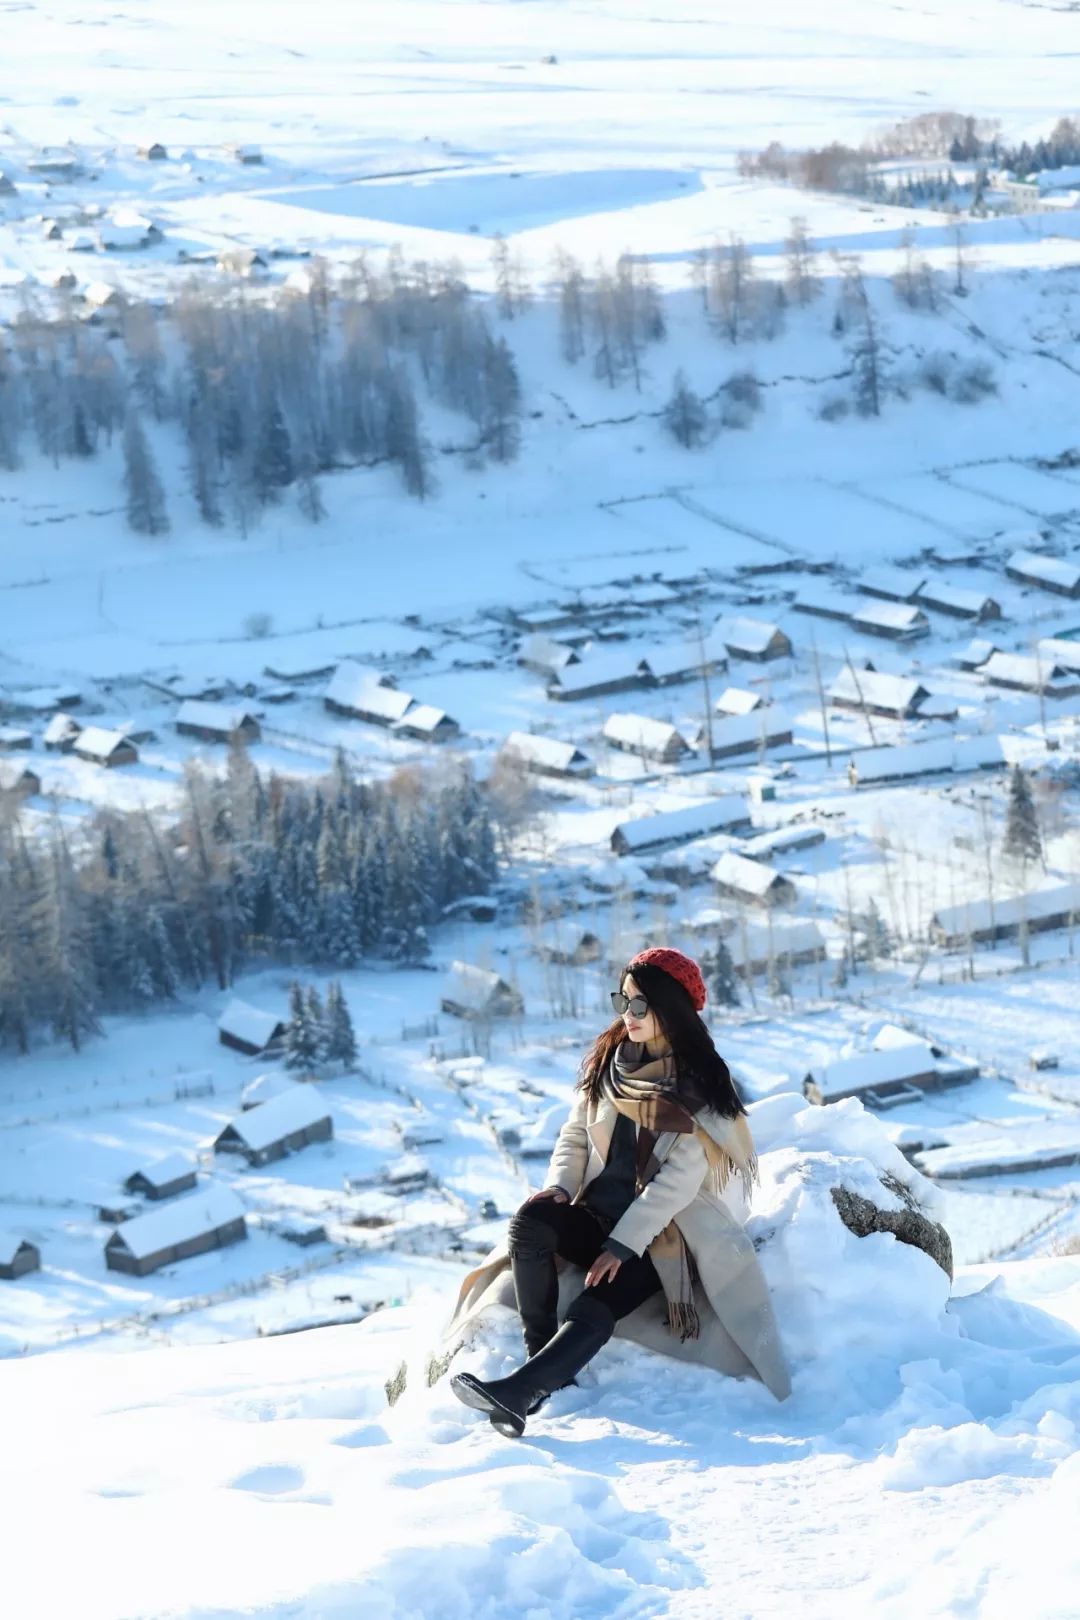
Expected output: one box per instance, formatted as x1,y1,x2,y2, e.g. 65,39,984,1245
3,1094,1078,1620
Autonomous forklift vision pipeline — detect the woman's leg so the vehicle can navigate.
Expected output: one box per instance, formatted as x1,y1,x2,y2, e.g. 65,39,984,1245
450,1224,663,1438
574,1249,664,1326
505,1199,607,1355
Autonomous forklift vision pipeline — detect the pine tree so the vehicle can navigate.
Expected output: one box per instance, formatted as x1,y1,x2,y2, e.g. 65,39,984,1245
482,337,522,463
285,979,319,1069
711,935,741,1007
663,371,708,448
853,899,893,966
1002,763,1042,866
123,410,169,535
253,397,294,503
324,980,357,1068
306,984,326,1062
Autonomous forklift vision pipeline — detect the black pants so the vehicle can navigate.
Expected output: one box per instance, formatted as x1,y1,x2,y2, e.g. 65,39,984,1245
506,1197,663,1353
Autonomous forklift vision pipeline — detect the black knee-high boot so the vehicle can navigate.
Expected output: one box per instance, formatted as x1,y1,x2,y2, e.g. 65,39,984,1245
506,1208,561,1357
450,1294,615,1439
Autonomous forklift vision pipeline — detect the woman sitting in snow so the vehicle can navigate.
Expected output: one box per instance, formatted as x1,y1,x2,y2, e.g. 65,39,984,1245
445,947,790,1438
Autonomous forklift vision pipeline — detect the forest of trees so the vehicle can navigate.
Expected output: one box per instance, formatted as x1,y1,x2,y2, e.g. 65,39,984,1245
0,252,529,529
738,111,1080,212
0,748,497,1054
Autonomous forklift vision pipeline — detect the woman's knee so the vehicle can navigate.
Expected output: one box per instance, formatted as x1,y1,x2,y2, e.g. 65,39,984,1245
507,1202,560,1257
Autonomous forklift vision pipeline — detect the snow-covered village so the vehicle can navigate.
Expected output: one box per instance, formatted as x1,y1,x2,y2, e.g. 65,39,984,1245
2,3,1080,1617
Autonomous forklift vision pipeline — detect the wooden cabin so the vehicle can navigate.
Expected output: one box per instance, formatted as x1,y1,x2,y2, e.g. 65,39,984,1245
213,1087,333,1168
104,1188,247,1277
217,998,286,1056
441,961,524,1020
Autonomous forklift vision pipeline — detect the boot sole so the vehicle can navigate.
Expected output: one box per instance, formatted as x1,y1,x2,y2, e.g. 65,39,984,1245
449,1373,527,1438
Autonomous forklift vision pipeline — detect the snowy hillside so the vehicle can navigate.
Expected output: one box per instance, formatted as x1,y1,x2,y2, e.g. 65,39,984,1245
3,1093,1080,1619
5,2,1080,1616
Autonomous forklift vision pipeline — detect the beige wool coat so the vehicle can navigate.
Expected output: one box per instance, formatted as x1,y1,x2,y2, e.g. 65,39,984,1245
443,1088,792,1402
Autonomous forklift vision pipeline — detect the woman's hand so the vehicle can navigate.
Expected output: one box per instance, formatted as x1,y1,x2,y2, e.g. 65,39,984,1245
526,1187,569,1206
584,1251,622,1289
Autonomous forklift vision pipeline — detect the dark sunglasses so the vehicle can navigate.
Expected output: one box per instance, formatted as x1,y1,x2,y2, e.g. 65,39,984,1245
611,991,649,1018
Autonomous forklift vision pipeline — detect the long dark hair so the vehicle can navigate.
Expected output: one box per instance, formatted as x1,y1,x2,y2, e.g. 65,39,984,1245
578,959,746,1119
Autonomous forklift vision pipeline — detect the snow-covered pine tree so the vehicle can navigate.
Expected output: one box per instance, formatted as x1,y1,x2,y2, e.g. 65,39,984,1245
1002,763,1042,867
252,396,295,503
306,985,326,1063
324,980,357,1068
663,370,708,448
285,979,318,1069
482,336,521,463
711,935,741,1008
852,899,893,967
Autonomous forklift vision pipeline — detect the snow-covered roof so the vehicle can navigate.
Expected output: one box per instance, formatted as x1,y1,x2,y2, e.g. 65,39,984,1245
97,223,150,249
0,1234,37,1266
791,582,860,620
107,1186,246,1261
324,660,396,710
126,1152,196,1189
442,960,517,1011
702,710,792,754
0,761,39,791
394,702,454,735
915,1119,1080,1178
82,280,124,307
915,581,999,616
827,668,927,713
1036,637,1080,673
715,687,763,716
712,850,792,896
737,824,825,860
981,651,1073,692
73,726,132,760
217,999,283,1048
217,1084,332,1153
870,1023,934,1056
500,731,591,773
851,599,929,633
517,633,577,671
240,1072,301,1108
43,712,81,744
1036,164,1080,191
931,880,1080,938
727,918,824,968
613,796,750,851
2,685,80,712
549,648,647,694
1006,550,1080,592
850,734,1004,784
176,699,257,733
859,565,926,601
804,1046,935,1097
641,633,727,681
953,638,998,669
714,616,787,655
602,712,689,753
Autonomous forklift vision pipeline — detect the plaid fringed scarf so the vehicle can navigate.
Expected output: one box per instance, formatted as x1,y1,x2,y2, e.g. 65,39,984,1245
602,1041,760,1342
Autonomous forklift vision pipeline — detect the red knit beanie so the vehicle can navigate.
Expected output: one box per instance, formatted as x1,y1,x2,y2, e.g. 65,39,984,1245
626,947,707,1011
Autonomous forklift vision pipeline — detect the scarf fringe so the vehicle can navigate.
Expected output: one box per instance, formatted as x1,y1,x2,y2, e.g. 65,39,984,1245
667,1297,701,1342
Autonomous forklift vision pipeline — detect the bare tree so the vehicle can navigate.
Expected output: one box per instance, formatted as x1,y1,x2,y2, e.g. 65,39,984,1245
784,217,821,306
123,410,169,535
